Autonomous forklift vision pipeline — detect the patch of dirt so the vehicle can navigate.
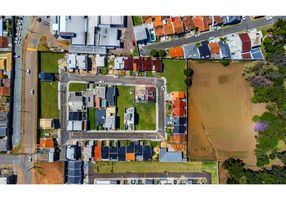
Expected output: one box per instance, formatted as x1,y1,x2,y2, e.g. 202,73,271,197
187,61,266,165
32,161,65,184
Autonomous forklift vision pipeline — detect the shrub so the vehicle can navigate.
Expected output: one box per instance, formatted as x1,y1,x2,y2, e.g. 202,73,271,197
150,49,159,57
220,59,231,66
159,49,166,58
184,78,192,86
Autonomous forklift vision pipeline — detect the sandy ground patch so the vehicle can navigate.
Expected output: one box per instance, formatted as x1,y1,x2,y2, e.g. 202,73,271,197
32,161,65,184
188,62,266,165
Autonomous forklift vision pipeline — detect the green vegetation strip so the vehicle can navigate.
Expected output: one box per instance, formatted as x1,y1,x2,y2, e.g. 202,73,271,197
162,59,186,93
69,82,87,92
40,52,64,73
94,161,218,184
88,108,97,130
132,16,143,26
40,82,59,118
116,86,156,130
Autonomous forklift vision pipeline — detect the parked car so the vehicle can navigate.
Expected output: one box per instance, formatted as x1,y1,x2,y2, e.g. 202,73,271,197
30,89,34,95
26,69,30,74
28,156,32,162
14,55,20,58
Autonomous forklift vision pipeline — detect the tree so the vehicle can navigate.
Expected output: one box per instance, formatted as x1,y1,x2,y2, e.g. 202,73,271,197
184,78,192,86
159,49,166,58
220,59,231,67
150,49,159,57
184,68,194,76
277,151,286,164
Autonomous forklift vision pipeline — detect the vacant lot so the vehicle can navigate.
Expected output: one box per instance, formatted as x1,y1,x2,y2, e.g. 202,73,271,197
40,82,59,118
188,62,266,165
162,59,186,93
40,52,64,73
117,86,156,130
69,82,87,92
94,161,218,184
88,108,96,130
32,161,65,184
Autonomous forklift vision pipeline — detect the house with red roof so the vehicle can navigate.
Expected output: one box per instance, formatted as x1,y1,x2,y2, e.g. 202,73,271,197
124,56,133,70
163,18,174,36
0,87,10,96
133,58,143,72
239,33,251,53
172,100,186,117
193,16,212,32
182,16,195,32
172,17,184,35
94,141,102,161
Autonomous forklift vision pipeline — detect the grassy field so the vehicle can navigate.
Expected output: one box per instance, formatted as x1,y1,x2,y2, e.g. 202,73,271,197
162,59,186,93
88,108,96,130
40,52,64,73
188,61,266,164
132,16,143,26
116,86,156,130
94,161,218,184
40,82,59,118
68,82,87,92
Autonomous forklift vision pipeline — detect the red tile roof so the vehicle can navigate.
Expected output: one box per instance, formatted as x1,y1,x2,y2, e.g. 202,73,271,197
169,47,184,58
209,42,220,55
0,87,10,96
126,153,135,161
152,58,162,72
213,16,224,25
164,19,174,36
39,138,54,148
0,36,9,48
124,56,133,70
182,16,195,31
173,20,185,34
143,58,153,71
242,52,252,59
193,16,211,32
239,33,251,53
94,141,102,161
172,100,186,117
171,134,186,143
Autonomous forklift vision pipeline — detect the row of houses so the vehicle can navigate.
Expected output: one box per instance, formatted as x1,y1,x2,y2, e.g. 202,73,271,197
168,29,264,60
114,56,163,72
68,85,117,131
134,16,242,43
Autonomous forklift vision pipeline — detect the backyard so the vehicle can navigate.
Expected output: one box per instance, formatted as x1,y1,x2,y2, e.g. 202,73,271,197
162,59,186,93
40,82,59,118
88,108,97,130
132,16,143,26
116,86,156,130
68,82,87,92
93,161,218,184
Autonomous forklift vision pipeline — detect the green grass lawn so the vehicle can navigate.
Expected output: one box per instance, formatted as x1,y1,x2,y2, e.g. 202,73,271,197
162,59,186,93
93,161,218,184
116,86,156,130
132,16,143,26
40,52,64,73
68,82,87,92
40,81,59,118
88,108,97,130
116,86,134,129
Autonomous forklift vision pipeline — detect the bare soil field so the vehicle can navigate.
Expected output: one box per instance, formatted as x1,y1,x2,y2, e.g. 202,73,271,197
32,161,65,184
188,61,266,165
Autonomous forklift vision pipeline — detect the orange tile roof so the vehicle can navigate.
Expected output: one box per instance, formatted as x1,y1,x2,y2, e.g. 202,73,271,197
171,135,186,143
169,143,186,152
142,16,152,23
213,16,224,25
0,87,10,96
0,71,3,79
39,138,54,148
173,100,186,109
164,19,174,36
154,16,162,22
171,92,186,101
173,20,185,34
96,96,100,108
153,19,163,28
169,46,184,58
193,16,211,32
126,153,135,161
94,141,102,161
209,42,220,54
182,16,195,31
0,36,9,48
154,19,164,37
173,108,186,117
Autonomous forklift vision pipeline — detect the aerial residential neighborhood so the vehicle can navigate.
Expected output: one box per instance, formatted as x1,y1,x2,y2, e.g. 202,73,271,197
1,13,286,188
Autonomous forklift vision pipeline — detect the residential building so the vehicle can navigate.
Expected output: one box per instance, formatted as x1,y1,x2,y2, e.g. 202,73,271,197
68,92,85,111
106,87,116,106
39,138,54,149
94,141,102,161
182,16,195,32
104,116,116,130
133,25,148,43
159,148,183,162
67,54,88,71
169,46,184,58
66,145,80,160
124,107,135,130
95,86,106,99
198,41,211,59
95,54,105,68
222,16,241,25
0,138,7,152
97,25,121,48
219,41,231,59
239,33,251,53
172,17,184,35
163,18,174,36
193,16,212,32
114,57,125,70
182,43,200,59
67,160,83,184
0,112,8,138
96,109,106,127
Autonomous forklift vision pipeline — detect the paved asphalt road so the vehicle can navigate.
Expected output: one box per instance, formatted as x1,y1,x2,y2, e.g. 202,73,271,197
140,16,286,56
60,72,166,141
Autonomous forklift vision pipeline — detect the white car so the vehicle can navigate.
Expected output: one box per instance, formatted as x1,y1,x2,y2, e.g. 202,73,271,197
28,156,32,162
30,89,34,95
266,16,273,20
156,97,159,102
209,36,214,40
161,86,165,91
26,69,30,74
14,55,20,58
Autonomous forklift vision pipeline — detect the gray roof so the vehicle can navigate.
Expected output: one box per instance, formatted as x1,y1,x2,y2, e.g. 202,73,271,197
69,45,107,55
104,116,116,130
97,26,121,48
96,109,106,126
182,44,200,59
100,16,124,26
95,86,106,99
159,148,183,162
0,128,7,137
0,139,7,152
106,87,116,106
133,25,148,42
